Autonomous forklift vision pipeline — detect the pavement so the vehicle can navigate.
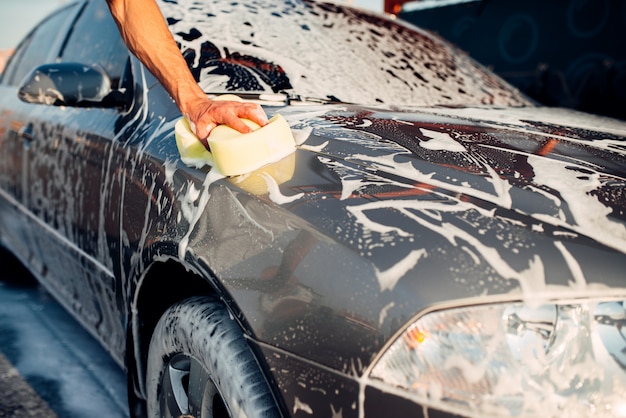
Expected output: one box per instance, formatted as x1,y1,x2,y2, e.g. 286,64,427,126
0,352,56,418
0,255,128,418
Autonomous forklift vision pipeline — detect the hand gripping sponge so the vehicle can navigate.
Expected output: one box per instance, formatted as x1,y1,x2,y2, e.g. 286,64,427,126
175,106,296,176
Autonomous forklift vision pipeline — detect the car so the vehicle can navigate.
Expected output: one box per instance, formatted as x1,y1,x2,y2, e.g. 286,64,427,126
1,0,625,417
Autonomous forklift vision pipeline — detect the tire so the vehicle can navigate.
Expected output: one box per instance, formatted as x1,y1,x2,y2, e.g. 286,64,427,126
146,296,280,418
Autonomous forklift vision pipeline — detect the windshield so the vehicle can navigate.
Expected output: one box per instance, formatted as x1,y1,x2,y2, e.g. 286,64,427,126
160,0,530,107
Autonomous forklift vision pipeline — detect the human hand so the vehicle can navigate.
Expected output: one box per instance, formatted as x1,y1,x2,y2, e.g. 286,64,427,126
105,0,269,144
184,97,269,144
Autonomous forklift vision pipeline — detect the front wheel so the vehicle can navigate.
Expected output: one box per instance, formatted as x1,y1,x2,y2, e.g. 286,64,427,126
146,296,279,418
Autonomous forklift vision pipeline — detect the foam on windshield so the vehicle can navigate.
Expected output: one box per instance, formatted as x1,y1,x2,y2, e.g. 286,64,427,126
159,0,530,107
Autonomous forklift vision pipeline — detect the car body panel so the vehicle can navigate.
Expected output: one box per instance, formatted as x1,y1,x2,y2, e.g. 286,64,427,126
174,102,626,369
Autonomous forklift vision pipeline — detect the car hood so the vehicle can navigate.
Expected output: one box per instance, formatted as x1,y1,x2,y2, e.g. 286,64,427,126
182,103,626,373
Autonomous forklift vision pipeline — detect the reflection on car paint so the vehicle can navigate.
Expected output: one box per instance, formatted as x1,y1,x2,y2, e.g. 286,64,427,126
240,106,625,307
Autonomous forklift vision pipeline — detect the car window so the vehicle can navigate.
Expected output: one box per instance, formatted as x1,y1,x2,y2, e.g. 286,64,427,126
60,0,129,90
1,4,79,87
159,0,530,107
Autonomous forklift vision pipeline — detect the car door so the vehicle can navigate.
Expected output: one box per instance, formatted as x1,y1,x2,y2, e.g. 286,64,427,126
13,0,140,358
0,2,81,275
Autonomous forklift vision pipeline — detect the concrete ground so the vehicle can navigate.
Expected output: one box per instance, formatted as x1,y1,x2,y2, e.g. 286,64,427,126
0,255,128,418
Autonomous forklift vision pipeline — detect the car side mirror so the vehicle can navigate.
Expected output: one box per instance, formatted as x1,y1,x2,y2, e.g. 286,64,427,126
17,62,128,108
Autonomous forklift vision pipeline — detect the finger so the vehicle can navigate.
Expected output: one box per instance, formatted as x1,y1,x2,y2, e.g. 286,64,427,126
224,114,253,134
240,104,269,127
196,122,216,142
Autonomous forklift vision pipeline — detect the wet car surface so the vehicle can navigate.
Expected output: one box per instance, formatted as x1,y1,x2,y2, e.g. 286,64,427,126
0,0,625,417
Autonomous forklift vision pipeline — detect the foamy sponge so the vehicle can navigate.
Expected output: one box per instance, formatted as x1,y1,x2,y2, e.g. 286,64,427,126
174,99,296,176
228,152,296,195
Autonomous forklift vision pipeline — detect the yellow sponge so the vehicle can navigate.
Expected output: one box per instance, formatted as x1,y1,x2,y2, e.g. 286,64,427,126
174,100,296,176
175,117,214,167
228,152,296,195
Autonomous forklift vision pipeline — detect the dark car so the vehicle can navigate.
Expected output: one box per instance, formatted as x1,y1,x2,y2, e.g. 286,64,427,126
1,0,625,417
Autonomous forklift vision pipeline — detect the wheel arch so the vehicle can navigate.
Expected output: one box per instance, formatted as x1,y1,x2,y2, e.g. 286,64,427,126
126,257,215,416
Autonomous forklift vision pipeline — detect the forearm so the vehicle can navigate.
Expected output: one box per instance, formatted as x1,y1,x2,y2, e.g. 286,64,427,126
106,0,268,138
105,0,204,115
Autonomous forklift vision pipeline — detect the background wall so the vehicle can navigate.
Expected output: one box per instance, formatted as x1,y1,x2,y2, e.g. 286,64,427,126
399,0,626,120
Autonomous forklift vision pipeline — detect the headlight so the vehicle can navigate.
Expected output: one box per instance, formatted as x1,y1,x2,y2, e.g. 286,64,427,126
370,300,626,417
